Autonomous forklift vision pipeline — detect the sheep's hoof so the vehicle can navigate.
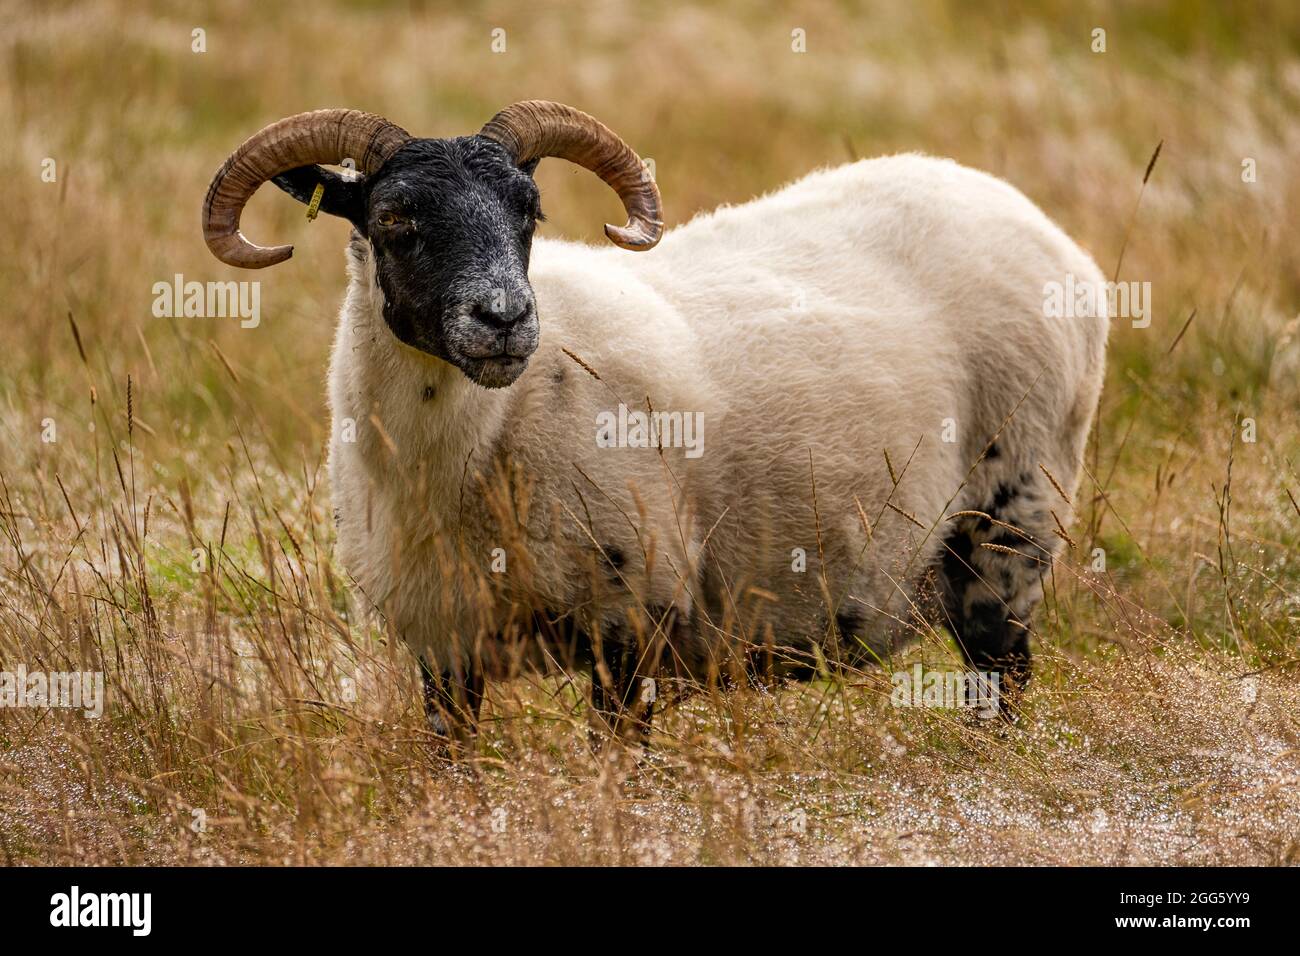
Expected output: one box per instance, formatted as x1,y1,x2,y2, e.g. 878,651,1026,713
422,698,481,763
587,709,652,755
424,723,479,767
978,670,1028,724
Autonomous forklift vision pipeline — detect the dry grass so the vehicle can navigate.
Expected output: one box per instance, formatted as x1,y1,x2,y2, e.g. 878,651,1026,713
1,0,1298,865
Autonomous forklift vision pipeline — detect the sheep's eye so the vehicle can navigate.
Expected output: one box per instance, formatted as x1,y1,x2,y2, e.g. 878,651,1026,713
377,212,398,227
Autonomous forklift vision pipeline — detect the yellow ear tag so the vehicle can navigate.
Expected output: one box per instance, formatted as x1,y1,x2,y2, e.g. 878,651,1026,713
305,182,325,221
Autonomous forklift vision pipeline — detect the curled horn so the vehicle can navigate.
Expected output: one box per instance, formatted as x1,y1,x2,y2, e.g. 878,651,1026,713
479,100,663,250
202,109,410,269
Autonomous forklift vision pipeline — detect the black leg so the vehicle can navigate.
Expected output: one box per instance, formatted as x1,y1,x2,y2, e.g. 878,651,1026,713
420,656,484,753
951,600,1031,716
590,610,666,747
937,478,1054,719
590,639,632,732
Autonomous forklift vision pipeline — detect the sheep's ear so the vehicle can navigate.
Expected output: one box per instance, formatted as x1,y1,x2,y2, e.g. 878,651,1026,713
271,165,368,231
517,157,541,177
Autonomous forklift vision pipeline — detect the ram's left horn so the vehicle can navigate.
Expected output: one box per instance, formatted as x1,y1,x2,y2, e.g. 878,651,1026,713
479,100,663,251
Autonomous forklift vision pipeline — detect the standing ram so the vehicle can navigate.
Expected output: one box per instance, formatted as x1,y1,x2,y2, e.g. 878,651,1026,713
202,101,1108,744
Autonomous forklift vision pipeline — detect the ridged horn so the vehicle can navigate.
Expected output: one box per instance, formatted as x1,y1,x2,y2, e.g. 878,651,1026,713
202,109,410,269
479,100,662,250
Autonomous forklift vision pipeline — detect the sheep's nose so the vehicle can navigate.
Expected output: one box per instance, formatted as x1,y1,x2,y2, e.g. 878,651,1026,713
468,295,533,332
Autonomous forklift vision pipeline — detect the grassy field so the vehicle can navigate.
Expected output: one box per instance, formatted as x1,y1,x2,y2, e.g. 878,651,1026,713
1,0,1298,865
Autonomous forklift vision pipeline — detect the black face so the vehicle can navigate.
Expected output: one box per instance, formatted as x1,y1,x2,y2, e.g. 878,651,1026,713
273,136,543,388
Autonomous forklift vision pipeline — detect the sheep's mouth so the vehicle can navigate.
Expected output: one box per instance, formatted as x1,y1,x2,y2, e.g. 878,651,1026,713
438,304,539,388
458,352,529,389
451,332,538,388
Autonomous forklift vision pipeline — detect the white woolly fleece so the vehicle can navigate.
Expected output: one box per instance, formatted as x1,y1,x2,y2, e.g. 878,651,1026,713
326,154,1108,673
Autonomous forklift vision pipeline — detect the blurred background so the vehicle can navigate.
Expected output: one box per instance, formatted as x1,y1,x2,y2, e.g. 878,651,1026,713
3,0,1298,448
1,1,1298,864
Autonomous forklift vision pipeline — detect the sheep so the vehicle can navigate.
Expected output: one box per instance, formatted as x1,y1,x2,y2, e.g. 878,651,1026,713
202,101,1108,745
